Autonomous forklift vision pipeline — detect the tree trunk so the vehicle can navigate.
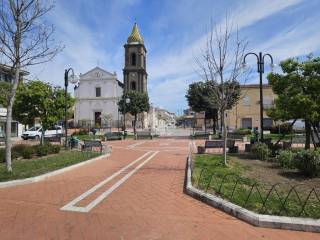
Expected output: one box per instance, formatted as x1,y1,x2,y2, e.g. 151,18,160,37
5,66,20,172
134,114,137,135
305,120,311,150
221,110,227,166
213,117,216,135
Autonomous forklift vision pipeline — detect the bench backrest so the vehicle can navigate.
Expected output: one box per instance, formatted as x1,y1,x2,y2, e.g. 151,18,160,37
44,136,61,142
205,140,235,148
105,132,122,136
84,140,102,147
136,131,151,136
227,133,244,139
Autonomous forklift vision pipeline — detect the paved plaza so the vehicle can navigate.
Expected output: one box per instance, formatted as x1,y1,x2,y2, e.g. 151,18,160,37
0,139,319,239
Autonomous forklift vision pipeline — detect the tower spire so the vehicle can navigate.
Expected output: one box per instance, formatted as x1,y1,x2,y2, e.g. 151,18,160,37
127,22,144,44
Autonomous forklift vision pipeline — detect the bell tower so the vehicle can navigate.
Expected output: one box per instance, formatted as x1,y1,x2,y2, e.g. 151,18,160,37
123,23,147,93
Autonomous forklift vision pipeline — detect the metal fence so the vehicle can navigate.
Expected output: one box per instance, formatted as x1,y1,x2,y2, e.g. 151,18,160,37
192,166,320,218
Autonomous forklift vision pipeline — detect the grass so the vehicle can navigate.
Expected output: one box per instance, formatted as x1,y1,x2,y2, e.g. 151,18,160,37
0,150,101,182
192,154,320,219
264,133,294,141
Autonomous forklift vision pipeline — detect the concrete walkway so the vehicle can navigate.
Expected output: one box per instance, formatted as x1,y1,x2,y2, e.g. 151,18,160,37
0,139,319,239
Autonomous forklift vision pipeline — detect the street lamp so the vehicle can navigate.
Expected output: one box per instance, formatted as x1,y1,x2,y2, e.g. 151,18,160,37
243,52,274,140
123,98,130,133
64,68,79,148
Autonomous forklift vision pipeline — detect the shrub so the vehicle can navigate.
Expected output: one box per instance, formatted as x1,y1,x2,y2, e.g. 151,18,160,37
35,145,49,157
21,147,35,159
293,149,320,177
11,144,29,159
250,143,270,161
47,144,61,154
270,123,292,135
277,150,296,169
0,148,5,163
234,128,251,135
78,129,88,135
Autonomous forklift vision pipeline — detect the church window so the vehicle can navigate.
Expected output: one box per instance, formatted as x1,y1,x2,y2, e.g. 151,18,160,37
131,81,136,91
95,87,101,97
131,53,136,66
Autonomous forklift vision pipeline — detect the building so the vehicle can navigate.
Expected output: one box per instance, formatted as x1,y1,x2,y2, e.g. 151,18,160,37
226,84,276,130
187,84,277,131
74,67,123,127
0,64,29,137
122,22,149,129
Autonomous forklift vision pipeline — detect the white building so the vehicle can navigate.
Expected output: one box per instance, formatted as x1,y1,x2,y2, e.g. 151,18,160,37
74,67,123,127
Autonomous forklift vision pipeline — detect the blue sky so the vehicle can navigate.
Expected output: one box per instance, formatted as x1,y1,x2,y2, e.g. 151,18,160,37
30,0,320,114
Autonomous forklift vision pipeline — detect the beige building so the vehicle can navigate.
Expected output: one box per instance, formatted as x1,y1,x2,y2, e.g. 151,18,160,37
188,84,277,131
226,84,277,130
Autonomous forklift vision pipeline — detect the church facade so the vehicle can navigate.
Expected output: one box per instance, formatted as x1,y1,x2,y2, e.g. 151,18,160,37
74,23,149,129
74,67,123,127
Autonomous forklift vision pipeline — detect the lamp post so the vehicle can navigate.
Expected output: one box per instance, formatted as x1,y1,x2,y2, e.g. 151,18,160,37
64,68,79,148
243,52,274,140
123,97,130,132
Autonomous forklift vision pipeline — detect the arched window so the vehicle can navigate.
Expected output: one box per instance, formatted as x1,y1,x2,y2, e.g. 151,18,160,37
131,53,136,66
131,81,136,91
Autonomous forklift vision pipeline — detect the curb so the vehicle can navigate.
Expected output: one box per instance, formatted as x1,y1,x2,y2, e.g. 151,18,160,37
0,153,110,188
184,153,320,233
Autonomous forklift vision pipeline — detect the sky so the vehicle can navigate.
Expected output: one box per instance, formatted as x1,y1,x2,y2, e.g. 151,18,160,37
29,0,320,114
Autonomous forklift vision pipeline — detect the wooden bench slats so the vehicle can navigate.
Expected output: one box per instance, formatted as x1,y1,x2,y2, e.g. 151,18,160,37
204,140,235,149
82,140,103,153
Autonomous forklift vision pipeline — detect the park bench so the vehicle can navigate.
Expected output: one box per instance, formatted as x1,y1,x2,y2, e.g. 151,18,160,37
104,132,123,141
82,140,103,153
44,135,62,144
191,131,210,139
136,131,153,140
204,139,236,149
227,132,245,141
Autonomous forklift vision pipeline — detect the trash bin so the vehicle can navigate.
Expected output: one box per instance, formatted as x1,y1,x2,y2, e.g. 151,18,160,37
69,136,79,149
124,130,128,139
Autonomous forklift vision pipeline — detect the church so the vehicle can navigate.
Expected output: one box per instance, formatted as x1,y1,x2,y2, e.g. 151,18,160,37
74,23,148,129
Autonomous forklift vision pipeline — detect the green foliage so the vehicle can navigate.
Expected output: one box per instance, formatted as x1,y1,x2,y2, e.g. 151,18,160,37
0,151,101,182
11,144,29,159
47,144,61,154
185,80,241,114
0,81,11,107
294,149,320,177
234,128,251,135
35,145,49,157
277,150,296,169
13,81,75,131
21,147,35,159
269,123,293,134
118,91,150,133
0,149,4,163
250,143,270,161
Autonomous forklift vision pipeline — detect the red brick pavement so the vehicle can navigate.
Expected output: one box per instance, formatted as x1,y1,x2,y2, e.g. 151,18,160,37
0,139,319,239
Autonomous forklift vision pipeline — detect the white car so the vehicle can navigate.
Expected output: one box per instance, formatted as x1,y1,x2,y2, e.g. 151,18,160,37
21,126,63,140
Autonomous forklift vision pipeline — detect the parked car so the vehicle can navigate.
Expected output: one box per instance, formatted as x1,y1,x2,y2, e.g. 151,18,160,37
21,126,63,140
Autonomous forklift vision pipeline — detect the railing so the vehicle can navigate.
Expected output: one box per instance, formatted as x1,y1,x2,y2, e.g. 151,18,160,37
188,141,320,219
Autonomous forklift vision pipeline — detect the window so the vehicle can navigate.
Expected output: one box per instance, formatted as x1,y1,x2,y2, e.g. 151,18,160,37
131,53,136,66
131,81,137,91
96,87,101,97
243,96,250,106
241,118,252,129
263,118,273,128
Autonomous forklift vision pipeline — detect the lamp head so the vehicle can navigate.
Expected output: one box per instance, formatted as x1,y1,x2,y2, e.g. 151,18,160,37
69,74,79,84
125,98,131,104
270,63,276,72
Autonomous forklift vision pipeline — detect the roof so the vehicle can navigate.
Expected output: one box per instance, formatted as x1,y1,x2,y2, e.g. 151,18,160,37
127,23,144,44
0,64,29,76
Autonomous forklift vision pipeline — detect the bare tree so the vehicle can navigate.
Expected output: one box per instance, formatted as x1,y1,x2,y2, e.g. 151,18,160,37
0,0,62,172
195,17,248,165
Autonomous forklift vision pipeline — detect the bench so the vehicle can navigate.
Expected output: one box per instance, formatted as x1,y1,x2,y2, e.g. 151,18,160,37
227,132,245,140
82,140,103,153
192,131,210,139
205,140,236,149
104,132,123,141
136,131,153,140
44,136,61,144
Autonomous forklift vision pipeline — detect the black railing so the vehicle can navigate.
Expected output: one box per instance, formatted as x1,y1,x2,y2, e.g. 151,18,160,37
193,167,320,218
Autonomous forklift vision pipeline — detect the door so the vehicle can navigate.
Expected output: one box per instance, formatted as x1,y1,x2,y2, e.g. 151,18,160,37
94,112,102,127
241,118,252,129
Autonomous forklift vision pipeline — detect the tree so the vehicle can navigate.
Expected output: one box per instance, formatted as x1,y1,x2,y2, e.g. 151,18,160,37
267,56,320,149
0,0,62,171
0,81,11,107
195,17,247,165
13,81,74,144
118,91,150,135
186,80,241,133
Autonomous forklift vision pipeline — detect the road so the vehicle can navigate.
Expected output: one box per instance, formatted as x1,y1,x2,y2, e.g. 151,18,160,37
0,139,319,239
